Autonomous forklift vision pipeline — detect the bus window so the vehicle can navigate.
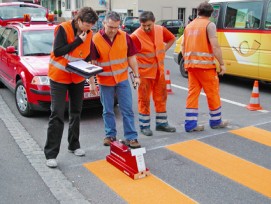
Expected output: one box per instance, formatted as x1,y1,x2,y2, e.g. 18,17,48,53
224,1,263,29
265,2,271,29
210,5,220,25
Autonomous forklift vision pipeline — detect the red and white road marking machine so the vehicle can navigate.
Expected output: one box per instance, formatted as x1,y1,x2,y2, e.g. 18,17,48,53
106,141,151,180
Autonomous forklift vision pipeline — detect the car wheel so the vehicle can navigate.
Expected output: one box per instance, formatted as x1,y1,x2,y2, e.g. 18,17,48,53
180,58,188,78
15,80,33,117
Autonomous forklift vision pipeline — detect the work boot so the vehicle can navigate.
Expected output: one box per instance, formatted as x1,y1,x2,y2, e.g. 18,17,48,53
211,120,229,129
141,128,153,136
125,139,141,149
103,137,116,146
156,125,176,132
187,125,204,132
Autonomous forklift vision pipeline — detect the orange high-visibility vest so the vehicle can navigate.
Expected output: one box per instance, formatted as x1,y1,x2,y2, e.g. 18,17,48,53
183,18,216,69
132,25,165,78
48,21,92,84
93,31,129,86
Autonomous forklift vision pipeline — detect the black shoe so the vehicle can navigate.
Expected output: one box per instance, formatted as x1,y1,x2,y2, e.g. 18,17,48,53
141,128,153,136
156,125,176,132
103,137,116,146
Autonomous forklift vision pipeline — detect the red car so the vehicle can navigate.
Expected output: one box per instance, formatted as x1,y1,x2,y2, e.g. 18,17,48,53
0,18,101,117
0,2,49,26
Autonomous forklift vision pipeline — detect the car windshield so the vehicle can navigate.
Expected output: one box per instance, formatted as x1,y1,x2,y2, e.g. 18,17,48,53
155,20,164,25
23,30,53,56
0,5,47,20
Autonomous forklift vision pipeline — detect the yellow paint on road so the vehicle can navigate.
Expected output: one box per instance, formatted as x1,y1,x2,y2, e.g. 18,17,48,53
230,126,271,147
84,160,197,204
167,140,271,198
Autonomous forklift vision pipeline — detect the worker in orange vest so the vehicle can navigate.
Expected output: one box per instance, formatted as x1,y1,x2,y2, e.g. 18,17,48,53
182,2,228,132
44,7,98,168
131,11,176,136
92,11,141,148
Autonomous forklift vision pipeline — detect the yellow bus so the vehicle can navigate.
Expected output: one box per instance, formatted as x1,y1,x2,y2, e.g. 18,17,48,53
173,0,271,82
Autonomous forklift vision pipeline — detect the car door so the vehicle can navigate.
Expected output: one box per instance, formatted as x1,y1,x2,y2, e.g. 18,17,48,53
0,27,12,85
3,28,19,88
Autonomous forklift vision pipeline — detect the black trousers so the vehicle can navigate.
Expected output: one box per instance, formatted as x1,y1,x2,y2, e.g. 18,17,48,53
44,80,84,159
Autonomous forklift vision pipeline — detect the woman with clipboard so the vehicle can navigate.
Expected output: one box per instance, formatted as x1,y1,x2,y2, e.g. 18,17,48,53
44,7,98,168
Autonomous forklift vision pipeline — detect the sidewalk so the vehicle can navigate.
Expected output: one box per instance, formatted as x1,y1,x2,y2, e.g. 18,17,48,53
0,121,58,204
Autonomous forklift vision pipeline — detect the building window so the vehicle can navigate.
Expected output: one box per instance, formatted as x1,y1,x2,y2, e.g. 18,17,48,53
76,0,84,9
66,0,71,10
192,8,197,19
178,8,185,22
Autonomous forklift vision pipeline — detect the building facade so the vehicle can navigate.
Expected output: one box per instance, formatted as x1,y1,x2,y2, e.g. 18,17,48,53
0,0,203,25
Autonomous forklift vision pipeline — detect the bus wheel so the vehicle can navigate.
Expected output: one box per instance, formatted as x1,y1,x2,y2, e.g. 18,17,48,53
180,58,188,78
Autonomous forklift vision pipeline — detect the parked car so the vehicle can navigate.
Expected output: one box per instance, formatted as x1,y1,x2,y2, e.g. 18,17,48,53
0,18,101,117
156,19,184,35
121,16,140,33
0,2,48,26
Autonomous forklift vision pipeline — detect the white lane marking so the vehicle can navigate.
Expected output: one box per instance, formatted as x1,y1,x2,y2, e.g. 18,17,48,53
171,84,269,113
165,55,173,59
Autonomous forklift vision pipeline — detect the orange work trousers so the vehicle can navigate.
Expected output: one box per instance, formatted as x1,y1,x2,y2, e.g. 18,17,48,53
186,68,221,110
138,71,167,115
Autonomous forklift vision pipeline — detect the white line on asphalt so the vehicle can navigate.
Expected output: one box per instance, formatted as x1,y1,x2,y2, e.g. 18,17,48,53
165,55,173,59
171,84,269,113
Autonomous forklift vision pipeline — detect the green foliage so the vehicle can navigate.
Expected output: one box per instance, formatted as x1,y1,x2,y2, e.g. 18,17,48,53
177,26,184,38
58,10,62,15
53,10,58,14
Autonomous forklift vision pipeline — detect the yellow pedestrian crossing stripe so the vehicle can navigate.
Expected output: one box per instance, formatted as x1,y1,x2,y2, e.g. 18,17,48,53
230,126,271,147
84,160,197,204
166,140,271,198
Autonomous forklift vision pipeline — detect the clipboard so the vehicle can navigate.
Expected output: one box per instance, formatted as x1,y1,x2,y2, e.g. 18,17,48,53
66,60,103,78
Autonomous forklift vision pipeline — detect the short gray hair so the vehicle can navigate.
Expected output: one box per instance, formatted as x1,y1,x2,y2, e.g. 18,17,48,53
104,11,120,22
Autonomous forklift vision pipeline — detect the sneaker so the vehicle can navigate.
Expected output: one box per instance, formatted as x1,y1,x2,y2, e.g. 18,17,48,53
187,125,204,132
68,148,85,157
103,137,116,146
211,120,229,129
125,139,141,149
156,125,176,132
141,128,153,136
46,159,57,168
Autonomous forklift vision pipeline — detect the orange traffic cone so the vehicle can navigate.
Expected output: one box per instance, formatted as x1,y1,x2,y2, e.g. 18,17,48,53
165,70,173,94
246,80,262,111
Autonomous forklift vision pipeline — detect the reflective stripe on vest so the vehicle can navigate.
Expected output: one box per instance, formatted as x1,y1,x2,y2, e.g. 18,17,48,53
183,18,216,69
98,66,128,76
48,21,92,84
132,25,165,78
93,30,129,86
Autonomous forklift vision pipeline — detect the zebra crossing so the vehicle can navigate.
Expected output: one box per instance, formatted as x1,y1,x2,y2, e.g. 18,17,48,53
84,126,271,203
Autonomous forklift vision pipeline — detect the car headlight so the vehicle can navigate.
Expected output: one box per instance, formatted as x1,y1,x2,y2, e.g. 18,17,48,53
31,76,50,85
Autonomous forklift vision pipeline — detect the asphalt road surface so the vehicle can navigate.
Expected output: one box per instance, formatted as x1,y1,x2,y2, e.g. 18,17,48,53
0,46,271,203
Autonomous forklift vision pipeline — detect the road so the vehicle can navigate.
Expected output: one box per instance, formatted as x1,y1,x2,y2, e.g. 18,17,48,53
1,46,271,203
